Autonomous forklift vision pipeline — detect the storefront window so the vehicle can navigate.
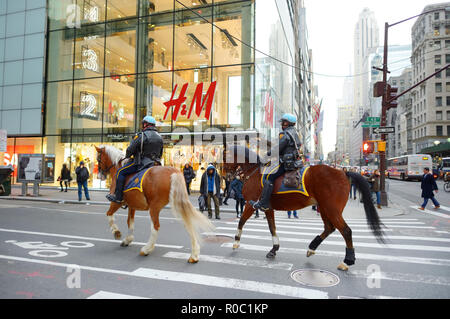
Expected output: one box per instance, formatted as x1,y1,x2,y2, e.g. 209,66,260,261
72,78,104,134
174,6,212,69
74,24,106,79
107,0,138,20
105,19,137,76
103,75,136,135
77,0,107,25
47,29,75,82
48,0,76,31
45,80,73,135
142,72,174,129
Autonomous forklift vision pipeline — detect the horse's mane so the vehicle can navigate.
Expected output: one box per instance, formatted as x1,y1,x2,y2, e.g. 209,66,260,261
100,145,128,166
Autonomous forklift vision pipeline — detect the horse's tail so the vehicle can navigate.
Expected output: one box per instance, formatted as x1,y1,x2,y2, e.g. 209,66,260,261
346,171,386,244
169,172,215,245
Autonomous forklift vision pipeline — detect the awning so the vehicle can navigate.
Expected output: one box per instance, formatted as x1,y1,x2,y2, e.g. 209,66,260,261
420,142,450,155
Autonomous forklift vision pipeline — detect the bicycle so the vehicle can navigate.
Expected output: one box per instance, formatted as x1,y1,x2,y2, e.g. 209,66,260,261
444,173,450,193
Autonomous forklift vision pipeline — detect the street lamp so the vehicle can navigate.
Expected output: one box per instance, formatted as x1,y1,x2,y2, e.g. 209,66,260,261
434,141,441,146
378,6,450,206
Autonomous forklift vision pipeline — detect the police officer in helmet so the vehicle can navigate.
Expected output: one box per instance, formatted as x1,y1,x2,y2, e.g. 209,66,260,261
249,113,302,211
106,115,164,203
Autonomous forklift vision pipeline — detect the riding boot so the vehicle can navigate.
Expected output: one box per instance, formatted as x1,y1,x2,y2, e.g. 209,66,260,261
249,181,273,211
106,179,125,203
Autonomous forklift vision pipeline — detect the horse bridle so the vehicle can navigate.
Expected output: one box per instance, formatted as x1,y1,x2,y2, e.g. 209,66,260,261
97,149,118,176
234,164,261,181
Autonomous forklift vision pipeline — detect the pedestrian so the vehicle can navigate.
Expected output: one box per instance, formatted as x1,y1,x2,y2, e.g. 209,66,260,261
75,161,90,201
59,163,71,192
183,163,195,195
287,210,298,219
418,167,440,210
200,164,221,219
230,175,245,218
349,168,357,200
222,171,233,205
369,169,381,209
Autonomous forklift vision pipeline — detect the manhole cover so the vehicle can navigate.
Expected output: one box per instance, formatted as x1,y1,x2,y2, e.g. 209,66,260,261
290,269,340,288
202,234,234,243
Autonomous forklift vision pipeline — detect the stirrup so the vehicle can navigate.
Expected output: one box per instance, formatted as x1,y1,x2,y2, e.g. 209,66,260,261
249,200,270,212
106,193,122,203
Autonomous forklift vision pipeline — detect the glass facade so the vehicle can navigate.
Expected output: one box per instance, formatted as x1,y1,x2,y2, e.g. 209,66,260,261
3,0,302,191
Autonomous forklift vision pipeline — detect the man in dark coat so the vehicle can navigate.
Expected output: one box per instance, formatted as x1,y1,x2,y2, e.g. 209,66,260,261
200,164,221,219
183,163,195,195
230,175,244,217
75,161,90,201
419,167,440,210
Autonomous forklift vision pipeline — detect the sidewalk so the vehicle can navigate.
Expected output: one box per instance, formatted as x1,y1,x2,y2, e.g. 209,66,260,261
0,185,407,218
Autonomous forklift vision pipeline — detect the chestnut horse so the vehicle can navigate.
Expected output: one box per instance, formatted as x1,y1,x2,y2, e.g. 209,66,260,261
95,145,214,263
223,146,385,271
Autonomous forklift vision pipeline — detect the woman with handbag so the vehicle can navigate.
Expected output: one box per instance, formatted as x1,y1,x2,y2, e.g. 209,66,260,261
59,163,71,192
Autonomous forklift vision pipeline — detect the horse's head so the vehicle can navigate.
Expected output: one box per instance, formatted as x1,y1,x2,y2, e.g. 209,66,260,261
223,145,261,178
95,145,124,180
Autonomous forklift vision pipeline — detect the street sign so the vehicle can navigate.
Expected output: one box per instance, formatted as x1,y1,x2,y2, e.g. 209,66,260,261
362,117,380,128
372,126,395,134
362,123,379,128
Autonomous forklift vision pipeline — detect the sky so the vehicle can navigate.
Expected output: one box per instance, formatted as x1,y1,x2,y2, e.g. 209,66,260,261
303,0,436,156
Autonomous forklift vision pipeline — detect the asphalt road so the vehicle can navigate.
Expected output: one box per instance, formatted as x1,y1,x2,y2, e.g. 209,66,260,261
0,188,449,301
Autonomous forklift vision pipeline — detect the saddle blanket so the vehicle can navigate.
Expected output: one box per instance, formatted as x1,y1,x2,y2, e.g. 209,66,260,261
123,167,153,193
261,164,309,197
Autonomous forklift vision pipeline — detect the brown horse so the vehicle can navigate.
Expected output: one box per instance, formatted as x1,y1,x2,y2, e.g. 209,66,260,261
223,146,385,271
95,145,214,263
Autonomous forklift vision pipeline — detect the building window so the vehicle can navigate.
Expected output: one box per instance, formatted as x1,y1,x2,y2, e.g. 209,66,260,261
436,111,443,120
446,54,450,64
434,26,440,36
435,12,440,20
435,55,441,64
447,110,450,120
446,25,450,35
434,40,442,49
446,40,450,48
437,126,443,136
446,68,450,77
436,68,442,78
447,125,450,136
447,96,450,106
447,82,450,92
436,82,442,93
447,11,450,19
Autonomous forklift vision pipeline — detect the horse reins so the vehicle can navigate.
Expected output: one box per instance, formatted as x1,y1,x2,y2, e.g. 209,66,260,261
97,150,119,176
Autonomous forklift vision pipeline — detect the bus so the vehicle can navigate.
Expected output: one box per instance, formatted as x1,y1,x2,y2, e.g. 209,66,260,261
440,157,450,175
387,154,432,181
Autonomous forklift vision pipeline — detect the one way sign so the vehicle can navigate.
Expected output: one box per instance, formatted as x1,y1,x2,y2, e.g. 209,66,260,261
372,126,395,134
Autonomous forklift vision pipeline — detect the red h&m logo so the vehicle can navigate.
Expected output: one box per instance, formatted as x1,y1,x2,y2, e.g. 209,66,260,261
163,81,217,121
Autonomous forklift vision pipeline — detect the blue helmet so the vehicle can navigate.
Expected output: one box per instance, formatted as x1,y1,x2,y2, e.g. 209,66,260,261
280,113,296,125
142,115,156,125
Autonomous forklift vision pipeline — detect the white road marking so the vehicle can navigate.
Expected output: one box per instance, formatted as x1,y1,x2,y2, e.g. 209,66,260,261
0,228,183,249
215,226,450,243
437,205,450,212
208,232,450,253
409,206,450,219
221,222,394,233
346,270,450,287
221,243,450,267
162,251,293,271
238,219,425,226
0,254,328,299
88,291,149,299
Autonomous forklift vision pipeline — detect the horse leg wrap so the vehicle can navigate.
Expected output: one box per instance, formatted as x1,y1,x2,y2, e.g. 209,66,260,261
344,248,356,266
309,235,323,251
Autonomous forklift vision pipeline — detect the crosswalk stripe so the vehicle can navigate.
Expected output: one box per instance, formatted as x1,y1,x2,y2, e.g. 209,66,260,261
221,243,450,267
209,232,450,253
131,268,328,299
346,270,450,287
221,222,393,233
0,228,183,249
436,205,450,212
409,206,450,219
162,251,293,271
0,254,328,299
88,291,149,299
224,221,433,230
215,226,450,243
235,219,425,226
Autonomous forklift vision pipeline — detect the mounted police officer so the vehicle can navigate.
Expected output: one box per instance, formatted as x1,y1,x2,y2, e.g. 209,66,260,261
249,113,302,211
106,115,164,203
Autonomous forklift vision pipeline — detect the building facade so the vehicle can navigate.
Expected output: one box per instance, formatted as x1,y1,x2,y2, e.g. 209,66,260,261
1,0,312,190
411,2,450,156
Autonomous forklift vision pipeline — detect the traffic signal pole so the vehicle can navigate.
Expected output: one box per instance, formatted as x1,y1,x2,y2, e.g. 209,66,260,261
379,22,389,206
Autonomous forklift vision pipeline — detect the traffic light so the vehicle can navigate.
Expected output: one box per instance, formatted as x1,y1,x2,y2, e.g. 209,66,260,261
386,85,398,110
363,141,375,154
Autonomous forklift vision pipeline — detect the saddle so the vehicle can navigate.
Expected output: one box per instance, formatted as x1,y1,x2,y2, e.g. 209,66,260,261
261,165,309,197
283,170,301,188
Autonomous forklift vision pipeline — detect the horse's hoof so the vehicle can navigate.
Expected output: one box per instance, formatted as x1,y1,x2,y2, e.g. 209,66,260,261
266,251,276,259
337,262,349,271
188,257,199,264
113,231,121,240
139,251,148,256
120,241,129,247
232,243,240,250
306,249,315,257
